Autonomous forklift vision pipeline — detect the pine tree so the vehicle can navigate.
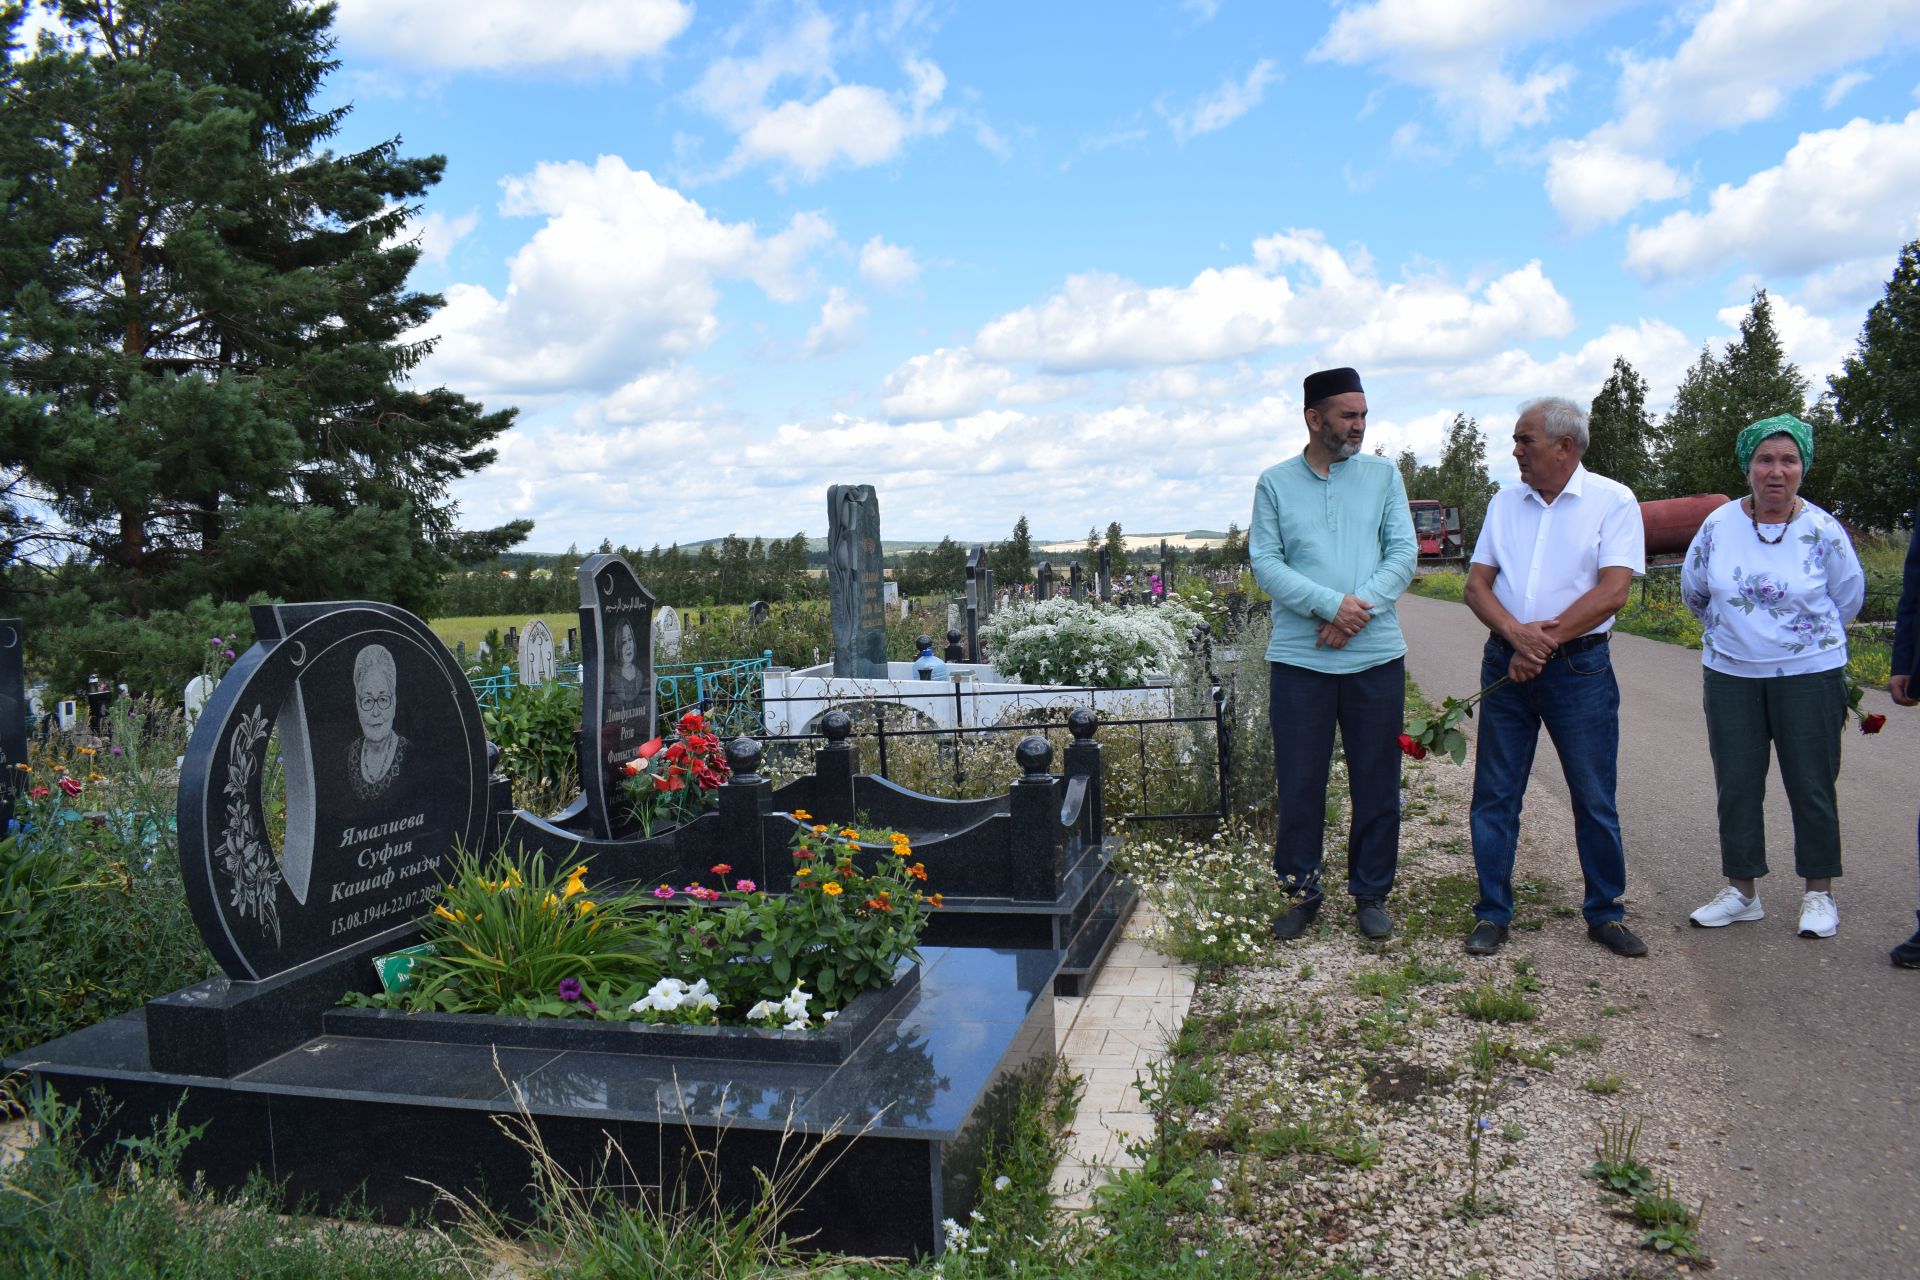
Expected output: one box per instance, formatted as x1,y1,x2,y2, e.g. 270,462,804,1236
1103,521,1127,572
1821,241,1920,529
989,514,1033,586
1660,290,1808,499
0,0,527,643
1433,413,1500,554
1585,356,1658,496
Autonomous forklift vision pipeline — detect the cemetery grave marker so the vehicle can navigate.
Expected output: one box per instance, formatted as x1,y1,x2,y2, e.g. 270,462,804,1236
518,619,557,685
574,554,657,839
0,619,23,831
655,604,683,661
183,673,216,733
176,601,495,981
827,484,887,678
1098,545,1112,601
748,599,770,627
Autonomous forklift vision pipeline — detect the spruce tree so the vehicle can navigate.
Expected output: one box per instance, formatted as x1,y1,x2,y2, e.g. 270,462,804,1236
1822,241,1920,530
1585,356,1658,496
1103,521,1127,573
0,0,527,648
1659,291,1807,499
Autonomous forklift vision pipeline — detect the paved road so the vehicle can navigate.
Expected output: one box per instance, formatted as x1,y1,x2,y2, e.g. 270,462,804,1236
1399,593,1920,1280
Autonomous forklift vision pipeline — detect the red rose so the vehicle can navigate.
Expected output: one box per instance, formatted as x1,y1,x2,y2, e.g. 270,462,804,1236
679,711,705,735
1861,713,1887,735
1396,733,1428,760
58,776,83,797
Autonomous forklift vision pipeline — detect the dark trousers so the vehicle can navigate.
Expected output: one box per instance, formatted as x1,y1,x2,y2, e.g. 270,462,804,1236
1701,666,1845,881
1470,633,1628,926
1269,657,1405,910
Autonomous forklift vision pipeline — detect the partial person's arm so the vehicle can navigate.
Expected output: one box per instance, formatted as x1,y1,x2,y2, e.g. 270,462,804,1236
1825,519,1866,628
1891,510,1920,706
1679,519,1711,621
1541,567,1634,641
1249,473,1349,624
1464,562,1552,683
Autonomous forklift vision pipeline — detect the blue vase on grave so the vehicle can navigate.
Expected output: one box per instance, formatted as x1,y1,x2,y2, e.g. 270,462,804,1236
912,637,949,681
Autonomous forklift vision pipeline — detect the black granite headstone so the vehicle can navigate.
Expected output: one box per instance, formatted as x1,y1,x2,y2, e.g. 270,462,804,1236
575,554,657,839
1069,562,1084,602
748,599,770,627
0,619,24,831
176,602,495,981
1036,561,1054,600
827,485,886,678
1098,546,1112,602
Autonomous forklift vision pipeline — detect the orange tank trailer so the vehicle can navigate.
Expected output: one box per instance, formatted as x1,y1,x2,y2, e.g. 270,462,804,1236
1642,493,1728,563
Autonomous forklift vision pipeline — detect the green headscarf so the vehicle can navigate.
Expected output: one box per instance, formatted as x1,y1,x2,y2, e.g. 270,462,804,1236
1734,413,1813,473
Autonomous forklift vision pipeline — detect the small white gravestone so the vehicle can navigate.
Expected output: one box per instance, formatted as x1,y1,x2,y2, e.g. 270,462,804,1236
883,581,899,608
476,640,491,664
518,619,557,685
654,605,682,661
56,699,77,731
184,674,215,732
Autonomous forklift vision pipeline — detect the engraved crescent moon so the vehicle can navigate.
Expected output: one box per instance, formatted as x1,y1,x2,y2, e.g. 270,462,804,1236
290,640,307,665
0,625,16,649
599,572,615,595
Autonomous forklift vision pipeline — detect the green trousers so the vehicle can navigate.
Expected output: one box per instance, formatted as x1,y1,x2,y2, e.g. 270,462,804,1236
1701,666,1846,881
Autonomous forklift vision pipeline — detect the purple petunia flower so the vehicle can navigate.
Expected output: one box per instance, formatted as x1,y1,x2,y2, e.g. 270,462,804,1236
558,977,582,1001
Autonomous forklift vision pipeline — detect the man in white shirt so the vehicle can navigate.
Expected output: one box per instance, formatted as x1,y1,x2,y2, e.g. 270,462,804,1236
1462,397,1647,959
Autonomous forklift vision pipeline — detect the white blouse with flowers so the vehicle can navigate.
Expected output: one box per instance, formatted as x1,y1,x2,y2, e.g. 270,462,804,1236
1680,498,1864,677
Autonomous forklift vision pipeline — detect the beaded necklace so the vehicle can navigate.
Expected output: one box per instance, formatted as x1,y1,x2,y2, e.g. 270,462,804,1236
1744,496,1800,545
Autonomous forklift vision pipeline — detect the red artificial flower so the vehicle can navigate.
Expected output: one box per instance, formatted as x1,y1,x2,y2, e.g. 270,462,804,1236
636,737,665,760
621,760,642,777
1861,713,1887,735
679,711,706,735
654,771,685,793
1396,733,1428,761
58,776,83,797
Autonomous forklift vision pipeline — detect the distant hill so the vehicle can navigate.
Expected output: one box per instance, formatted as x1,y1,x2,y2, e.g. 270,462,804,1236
509,529,1230,558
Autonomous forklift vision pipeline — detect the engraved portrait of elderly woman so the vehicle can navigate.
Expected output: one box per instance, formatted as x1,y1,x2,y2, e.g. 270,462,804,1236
348,643,408,800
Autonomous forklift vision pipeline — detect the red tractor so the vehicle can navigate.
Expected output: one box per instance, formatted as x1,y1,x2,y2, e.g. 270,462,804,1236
1408,499,1464,568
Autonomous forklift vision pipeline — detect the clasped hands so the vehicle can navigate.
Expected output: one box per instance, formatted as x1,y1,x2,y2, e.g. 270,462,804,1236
1314,594,1374,649
1503,618,1562,683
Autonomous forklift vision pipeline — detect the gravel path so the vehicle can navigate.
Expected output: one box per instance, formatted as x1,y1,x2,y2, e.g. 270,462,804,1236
1399,593,1920,1279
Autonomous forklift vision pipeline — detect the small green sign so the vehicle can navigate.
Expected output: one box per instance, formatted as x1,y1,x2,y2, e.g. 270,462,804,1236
373,943,437,994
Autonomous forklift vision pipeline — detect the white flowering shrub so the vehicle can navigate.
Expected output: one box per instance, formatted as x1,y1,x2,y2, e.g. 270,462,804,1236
1118,827,1283,967
981,597,1202,688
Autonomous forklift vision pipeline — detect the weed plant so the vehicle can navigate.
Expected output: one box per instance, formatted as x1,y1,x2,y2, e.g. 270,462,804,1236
0,1095,452,1277
1585,1116,1656,1196
2,702,216,1060
1456,981,1539,1023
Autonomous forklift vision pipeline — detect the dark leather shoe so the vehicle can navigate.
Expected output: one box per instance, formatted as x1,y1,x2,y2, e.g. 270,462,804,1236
1587,920,1648,957
1356,902,1393,941
1464,921,1508,956
1891,927,1920,969
1271,902,1318,941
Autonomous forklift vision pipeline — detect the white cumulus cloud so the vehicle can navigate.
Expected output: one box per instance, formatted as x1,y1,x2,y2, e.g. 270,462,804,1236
1165,60,1279,143
1623,109,1920,281
413,157,835,399
858,236,922,289
801,287,868,357
1423,320,1697,408
1543,141,1690,232
881,347,1015,420
332,0,691,70
1310,0,1632,143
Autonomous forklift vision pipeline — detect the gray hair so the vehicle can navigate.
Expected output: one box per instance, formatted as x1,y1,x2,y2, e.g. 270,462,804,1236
1521,396,1588,452
353,643,396,690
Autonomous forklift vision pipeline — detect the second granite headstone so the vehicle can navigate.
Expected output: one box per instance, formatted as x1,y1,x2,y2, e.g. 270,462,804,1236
827,484,887,678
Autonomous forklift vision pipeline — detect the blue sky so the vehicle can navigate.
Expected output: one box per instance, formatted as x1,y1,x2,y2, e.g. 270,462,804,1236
307,0,1920,550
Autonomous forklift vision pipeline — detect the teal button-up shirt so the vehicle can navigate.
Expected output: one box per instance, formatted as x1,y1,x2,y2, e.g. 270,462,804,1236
1249,451,1417,673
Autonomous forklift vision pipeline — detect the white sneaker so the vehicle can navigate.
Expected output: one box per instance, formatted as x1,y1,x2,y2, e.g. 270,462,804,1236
1797,891,1838,939
1690,886,1764,928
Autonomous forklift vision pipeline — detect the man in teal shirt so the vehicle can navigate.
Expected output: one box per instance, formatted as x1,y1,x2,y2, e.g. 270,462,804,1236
1250,367,1417,941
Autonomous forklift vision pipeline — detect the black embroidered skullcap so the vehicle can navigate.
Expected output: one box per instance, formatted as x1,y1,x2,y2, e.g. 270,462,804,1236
1303,367,1364,405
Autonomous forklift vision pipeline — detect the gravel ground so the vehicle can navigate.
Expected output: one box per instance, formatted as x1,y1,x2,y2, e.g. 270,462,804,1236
1179,750,1731,1279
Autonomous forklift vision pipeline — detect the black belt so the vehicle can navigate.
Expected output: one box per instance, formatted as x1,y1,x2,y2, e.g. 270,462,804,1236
1488,630,1609,655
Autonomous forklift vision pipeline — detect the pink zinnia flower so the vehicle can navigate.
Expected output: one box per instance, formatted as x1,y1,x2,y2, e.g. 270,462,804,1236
735,879,757,893
652,885,676,899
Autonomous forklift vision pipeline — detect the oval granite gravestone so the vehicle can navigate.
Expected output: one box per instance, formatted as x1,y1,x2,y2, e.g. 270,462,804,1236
654,604,682,661
177,602,494,981
0,619,23,831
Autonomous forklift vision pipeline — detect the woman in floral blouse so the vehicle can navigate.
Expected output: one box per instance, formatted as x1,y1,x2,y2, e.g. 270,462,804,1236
1680,414,1864,940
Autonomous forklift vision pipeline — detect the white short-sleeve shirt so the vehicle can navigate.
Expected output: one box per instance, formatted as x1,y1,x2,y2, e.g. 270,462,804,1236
1471,465,1645,635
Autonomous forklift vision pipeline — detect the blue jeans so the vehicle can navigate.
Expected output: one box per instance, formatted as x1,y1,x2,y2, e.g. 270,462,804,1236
1270,657,1405,910
1469,634,1628,927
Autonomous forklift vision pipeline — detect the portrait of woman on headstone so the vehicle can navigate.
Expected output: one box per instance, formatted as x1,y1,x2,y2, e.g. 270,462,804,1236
611,621,645,708
348,643,408,800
